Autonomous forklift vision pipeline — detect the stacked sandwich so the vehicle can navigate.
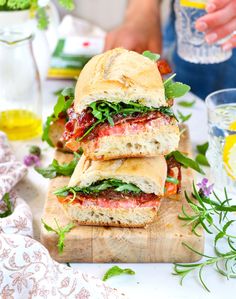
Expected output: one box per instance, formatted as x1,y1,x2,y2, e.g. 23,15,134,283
54,48,189,228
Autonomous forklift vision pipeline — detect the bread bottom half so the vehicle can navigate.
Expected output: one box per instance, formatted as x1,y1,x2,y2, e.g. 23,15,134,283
82,126,179,160
61,204,160,228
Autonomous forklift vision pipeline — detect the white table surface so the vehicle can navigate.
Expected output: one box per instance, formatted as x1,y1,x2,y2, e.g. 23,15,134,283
10,80,236,299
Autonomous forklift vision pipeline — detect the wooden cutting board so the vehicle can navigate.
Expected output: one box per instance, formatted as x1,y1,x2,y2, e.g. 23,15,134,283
40,128,204,263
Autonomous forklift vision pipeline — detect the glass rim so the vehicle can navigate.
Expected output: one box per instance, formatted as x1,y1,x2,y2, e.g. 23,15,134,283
206,88,236,107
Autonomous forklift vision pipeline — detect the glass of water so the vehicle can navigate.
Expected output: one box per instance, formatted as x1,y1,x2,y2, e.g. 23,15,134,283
206,89,236,195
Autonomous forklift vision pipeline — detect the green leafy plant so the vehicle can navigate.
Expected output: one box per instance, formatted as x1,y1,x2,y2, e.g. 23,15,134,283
0,193,13,218
195,142,210,166
54,179,142,199
42,87,74,147
102,266,135,281
177,110,192,123
173,180,236,291
0,0,75,30
178,100,196,108
35,152,81,178
164,74,190,99
165,151,205,175
42,218,75,254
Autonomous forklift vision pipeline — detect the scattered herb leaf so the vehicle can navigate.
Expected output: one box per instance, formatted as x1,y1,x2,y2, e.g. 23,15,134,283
196,142,210,166
178,100,196,108
164,75,190,99
177,110,192,123
195,154,210,166
29,145,41,157
102,266,135,281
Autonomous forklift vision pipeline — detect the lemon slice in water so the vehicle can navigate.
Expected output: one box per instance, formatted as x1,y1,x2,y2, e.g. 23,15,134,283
223,121,236,180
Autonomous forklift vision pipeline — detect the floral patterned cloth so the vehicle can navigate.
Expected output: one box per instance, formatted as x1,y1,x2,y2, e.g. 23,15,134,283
0,132,127,299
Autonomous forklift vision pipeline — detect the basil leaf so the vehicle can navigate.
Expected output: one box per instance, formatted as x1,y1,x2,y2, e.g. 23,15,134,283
165,82,190,99
196,154,210,166
35,152,81,179
166,176,179,185
197,142,209,155
142,50,160,62
177,110,192,123
102,266,135,281
166,151,205,175
178,100,196,108
0,193,13,218
42,114,56,147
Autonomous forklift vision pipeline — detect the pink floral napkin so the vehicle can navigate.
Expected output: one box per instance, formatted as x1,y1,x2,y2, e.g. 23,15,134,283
0,132,127,299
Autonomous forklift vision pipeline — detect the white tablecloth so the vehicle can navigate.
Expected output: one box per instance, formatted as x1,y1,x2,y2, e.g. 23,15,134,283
10,80,236,299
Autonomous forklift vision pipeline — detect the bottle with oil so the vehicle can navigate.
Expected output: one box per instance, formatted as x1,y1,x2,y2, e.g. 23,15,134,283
0,30,42,140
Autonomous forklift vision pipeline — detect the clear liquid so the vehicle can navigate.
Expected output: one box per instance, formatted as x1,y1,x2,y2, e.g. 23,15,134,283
174,1,232,64
0,109,42,140
206,104,236,194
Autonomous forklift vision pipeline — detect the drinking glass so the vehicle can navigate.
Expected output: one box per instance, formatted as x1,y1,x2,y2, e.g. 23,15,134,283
0,30,42,140
206,89,236,195
174,0,232,64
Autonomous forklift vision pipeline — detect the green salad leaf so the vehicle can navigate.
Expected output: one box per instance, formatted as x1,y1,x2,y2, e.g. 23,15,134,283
166,151,205,175
102,266,135,281
177,110,192,123
42,218,75,254
164,75,190,99
142,50,160,62
195,142,210,166
178,100,196,108
54,179,142,198
42,87,74,147
197,142,209,155
195,154,210,167
35,152,81,179
0,193,13,218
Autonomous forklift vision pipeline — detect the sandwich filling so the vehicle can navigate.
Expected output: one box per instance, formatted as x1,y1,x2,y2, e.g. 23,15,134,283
63,101,176,151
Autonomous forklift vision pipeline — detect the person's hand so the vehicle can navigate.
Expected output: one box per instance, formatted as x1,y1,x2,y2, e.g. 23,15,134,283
195,0,236,51
104,14,162,53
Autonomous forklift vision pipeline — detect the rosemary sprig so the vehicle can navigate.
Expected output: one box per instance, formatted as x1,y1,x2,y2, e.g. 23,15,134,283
174,180,236,291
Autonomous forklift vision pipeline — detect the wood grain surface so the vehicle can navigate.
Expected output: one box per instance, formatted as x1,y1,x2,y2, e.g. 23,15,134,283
40,127,204,263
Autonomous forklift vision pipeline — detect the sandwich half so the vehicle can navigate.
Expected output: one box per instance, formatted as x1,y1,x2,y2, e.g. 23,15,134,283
63,48,180,160
55,154,170,227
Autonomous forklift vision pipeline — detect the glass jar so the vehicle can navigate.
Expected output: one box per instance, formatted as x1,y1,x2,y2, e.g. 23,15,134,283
174,0,232,64
0,30,42,140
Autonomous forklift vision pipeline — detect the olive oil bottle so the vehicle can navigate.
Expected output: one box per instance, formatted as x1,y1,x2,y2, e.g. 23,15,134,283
0,31,42,140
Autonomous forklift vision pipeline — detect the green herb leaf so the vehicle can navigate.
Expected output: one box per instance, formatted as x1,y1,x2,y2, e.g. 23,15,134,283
142,50,160,62
178,100,196,108
42,218,75,254
164,76,190,99
102,266,135,281
35,152,81,179
197,142,209,156
54,179,142,198
166,151,205,175
195,154,210,166
166,176,179,185
177,110,192,123
0,193,13,218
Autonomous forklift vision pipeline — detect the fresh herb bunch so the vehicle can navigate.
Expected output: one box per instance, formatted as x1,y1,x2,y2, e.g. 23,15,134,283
42,87,74,147
173,180,236,291
0,0,75,29
35,152,81,178
102,266,135,281
42,218,74,254
54,179,142,199
0,193,13,218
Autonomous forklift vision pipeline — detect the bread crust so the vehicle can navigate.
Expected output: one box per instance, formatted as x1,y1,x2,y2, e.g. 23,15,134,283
74,48,166,112
68,154,167,196
61,204,159,228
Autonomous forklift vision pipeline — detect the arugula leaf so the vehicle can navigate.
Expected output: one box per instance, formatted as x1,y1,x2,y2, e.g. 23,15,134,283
54,179,142,198
196,142,210,166
42,218,75,254
178,100,196,108
102,266,135,281
35,152,81,179
142,50,160,62
0,193,13,218
197,142,209,155
42,87,74,147
195,154,210,167
177,110,192,123
166,151,205,175
164,75,190,99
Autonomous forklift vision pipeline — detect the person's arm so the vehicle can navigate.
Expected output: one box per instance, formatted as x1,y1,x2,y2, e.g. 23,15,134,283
104,0,162,53
195,0,236,51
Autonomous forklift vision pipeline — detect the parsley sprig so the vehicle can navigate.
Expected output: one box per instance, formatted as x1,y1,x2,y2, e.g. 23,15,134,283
173,183,236,291
42,218,75,254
